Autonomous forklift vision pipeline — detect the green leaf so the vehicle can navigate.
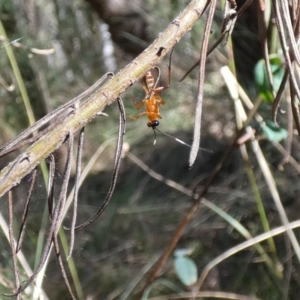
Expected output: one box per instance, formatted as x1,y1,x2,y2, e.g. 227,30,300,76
174,256,198,286
254,55,285,103
174,248,193,258
261,121,288,142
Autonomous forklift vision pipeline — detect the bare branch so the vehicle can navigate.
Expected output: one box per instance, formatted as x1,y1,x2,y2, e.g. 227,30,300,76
0,72,113,157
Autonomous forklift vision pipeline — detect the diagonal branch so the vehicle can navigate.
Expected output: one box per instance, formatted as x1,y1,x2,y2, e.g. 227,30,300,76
0,0,209,198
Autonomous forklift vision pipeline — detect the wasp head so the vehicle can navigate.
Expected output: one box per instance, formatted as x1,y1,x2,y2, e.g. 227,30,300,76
147,120,159,128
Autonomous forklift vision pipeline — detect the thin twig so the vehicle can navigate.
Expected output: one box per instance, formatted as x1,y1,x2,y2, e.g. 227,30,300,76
257,2,275,99
283,232,292,300
62,138,115,230
16,169,37,253
0,75,14,91
195,220,300,291
273,1,300,105
55,134,74,234
8,191,21,297
180,0,253,82
47,155,56,217
0,35,55,55
147,291,260,300
0,111,72,158
127,152,192,197
75,98,126,230
189,0,217,167
251,139,300,262
277,94,293,170
119,253,162,300
279,0,300,66
68,127,85,258
236,0,253,16
272,71,289,124
290,77,300,136
53,234,76,299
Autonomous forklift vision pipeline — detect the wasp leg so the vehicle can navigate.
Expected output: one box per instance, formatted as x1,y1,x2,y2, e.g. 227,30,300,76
130,95,145,110
158,99,166,105
129,111,148,120
151,47,174,94
133,99,144,110
154,94,166,106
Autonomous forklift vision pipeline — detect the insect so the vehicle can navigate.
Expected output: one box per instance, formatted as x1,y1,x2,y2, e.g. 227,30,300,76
129,49,173,129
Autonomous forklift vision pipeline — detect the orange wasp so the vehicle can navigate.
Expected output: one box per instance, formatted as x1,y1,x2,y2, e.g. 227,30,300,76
130,49,173,128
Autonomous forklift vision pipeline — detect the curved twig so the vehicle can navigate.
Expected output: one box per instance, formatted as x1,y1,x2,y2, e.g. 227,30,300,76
273,1,300,107
180,0,253,82
74,97,126,230
53,234,76,300
8,191,21,296
0,35,55,55
68,127,85,258
189,0,217,167
272,70,289,124
16,169,37,253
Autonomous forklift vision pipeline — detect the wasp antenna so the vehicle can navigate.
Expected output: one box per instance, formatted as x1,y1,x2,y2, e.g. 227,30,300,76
153,128,157,146
155,128,212,153
155,128,189,147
